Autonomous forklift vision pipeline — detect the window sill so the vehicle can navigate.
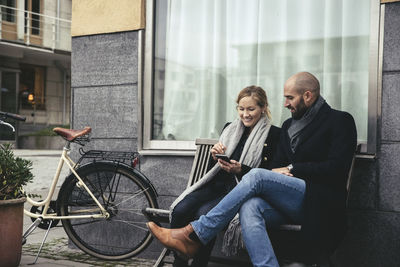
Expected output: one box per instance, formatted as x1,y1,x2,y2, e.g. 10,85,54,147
138,149,195,157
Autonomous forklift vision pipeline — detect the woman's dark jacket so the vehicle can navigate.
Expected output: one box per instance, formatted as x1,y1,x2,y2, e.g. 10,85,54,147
270,103,357,251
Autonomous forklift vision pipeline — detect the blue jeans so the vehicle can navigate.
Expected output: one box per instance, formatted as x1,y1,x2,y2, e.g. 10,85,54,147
191,168,306,267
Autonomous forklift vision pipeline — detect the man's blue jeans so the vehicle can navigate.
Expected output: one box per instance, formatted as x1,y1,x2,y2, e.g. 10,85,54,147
191,168,306,267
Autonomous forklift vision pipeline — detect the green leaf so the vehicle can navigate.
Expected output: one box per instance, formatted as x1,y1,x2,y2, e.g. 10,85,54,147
0,143,34,200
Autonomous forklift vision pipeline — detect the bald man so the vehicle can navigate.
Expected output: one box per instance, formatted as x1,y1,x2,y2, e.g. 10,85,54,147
147,72,357,267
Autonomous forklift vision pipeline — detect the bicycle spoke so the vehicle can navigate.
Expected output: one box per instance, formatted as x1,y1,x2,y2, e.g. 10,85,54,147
94,168,108,206
111,219,149,231
103,169,117,206
113,188,150,207
108,171,122,204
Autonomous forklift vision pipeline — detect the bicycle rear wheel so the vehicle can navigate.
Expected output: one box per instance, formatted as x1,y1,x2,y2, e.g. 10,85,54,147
58,162,158,260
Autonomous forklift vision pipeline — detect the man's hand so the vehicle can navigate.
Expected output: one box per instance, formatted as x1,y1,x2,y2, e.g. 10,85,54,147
272,167,293,177
219,159,242,174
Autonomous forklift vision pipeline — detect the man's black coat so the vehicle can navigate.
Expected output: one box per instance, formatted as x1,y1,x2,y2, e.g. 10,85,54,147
271,102,357,252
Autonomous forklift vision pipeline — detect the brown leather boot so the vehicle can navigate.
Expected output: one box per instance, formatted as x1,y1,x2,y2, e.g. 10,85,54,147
147,222,201,259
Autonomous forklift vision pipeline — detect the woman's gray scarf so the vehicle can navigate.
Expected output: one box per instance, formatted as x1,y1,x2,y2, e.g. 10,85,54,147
288,96,325,153
169,117,271,253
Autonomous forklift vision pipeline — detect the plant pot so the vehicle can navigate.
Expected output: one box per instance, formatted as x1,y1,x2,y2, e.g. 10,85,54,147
0,197,26,267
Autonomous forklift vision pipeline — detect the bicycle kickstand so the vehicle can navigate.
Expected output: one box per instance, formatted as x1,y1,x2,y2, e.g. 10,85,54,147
23,218,53,265
22,217,43,245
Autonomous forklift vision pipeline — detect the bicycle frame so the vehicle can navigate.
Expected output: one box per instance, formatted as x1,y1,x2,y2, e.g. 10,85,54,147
24,144,109,220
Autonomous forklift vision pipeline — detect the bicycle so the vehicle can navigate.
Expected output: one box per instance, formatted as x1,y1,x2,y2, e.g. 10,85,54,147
0,111,159,262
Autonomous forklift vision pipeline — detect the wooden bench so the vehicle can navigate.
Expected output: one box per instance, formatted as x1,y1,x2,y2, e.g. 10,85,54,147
142,138,355,266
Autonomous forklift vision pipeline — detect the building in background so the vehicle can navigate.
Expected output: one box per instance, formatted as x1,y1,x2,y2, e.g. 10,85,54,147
0,0,71,142
70,0,400,266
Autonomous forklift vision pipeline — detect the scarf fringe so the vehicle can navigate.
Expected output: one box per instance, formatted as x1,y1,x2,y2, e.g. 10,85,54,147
221,215,245,256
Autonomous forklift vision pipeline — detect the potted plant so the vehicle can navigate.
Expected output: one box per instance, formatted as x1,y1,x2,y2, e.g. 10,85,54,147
0,143,34,267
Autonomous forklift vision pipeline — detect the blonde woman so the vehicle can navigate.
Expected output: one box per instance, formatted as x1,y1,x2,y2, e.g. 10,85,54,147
168,85,280,267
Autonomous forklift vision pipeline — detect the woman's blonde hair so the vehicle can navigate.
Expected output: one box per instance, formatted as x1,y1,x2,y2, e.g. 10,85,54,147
236,85,272,119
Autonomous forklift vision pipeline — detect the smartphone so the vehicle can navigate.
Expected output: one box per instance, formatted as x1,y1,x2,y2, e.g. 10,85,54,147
215,154,230,162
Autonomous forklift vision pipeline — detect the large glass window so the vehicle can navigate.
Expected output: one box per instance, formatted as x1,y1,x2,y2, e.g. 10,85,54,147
145,0,377,151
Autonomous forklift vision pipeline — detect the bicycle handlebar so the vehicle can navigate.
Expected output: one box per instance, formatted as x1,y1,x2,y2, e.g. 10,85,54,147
0,111,26,121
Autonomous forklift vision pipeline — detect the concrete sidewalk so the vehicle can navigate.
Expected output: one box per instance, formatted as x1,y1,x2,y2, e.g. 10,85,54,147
20,237,155,266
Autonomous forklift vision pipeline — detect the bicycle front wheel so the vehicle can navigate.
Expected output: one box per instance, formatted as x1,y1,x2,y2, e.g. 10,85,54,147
58,162,158,260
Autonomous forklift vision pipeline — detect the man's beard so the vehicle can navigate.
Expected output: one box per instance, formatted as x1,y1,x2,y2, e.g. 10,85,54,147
291,99,308,120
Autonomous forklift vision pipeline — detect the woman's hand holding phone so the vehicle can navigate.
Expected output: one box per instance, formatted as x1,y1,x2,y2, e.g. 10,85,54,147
211,143,241,173
217,157,241,174
211,142,226,160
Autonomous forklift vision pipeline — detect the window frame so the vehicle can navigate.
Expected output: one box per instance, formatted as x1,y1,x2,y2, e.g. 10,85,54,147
139,0,381,155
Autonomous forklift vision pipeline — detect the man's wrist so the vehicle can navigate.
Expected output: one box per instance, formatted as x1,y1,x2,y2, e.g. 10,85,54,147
287,164,293,172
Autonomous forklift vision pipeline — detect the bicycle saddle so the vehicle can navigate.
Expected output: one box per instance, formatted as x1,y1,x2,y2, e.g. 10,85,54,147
53,127,92,141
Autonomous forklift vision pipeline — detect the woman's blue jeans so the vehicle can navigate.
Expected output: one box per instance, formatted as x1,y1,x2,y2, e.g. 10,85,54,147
191,168,306,267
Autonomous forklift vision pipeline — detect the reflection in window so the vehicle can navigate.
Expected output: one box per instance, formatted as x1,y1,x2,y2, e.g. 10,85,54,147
152,0,370,143
0,0,16,22
19,65,45,110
